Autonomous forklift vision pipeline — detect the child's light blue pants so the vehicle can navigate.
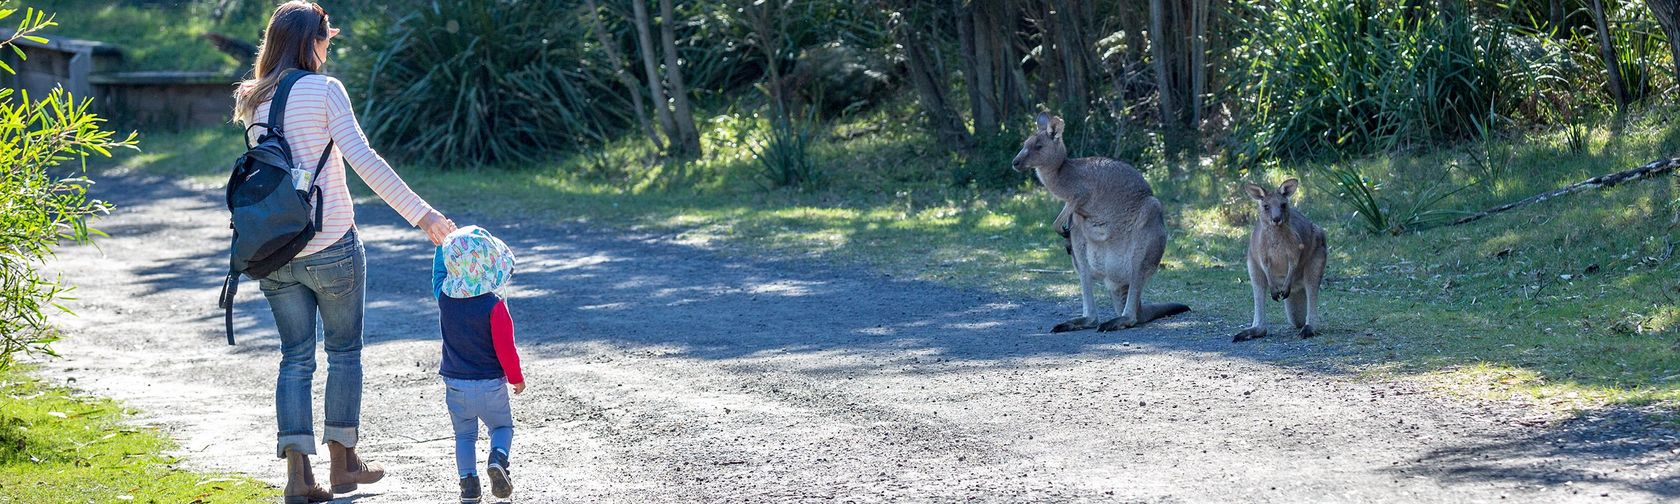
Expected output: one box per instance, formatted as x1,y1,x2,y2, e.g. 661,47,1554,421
444,377,514,477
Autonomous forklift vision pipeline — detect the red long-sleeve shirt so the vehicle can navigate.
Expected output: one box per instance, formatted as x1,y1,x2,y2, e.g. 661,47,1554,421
489,301,523,385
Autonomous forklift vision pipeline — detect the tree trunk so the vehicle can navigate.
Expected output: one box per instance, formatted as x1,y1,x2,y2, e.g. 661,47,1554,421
1149,0,1207,131
1590,0,1629,112
1036,1,1064,108
958,2,1000,136
890,4,971,151
998,0,1031,127
631,0,677,154
659,0,702,158
1188,0,1208,127
1648,0,1680,85
1149,0,1175,128
742,1,787,116
586,0,662,151
1053,0,1094,119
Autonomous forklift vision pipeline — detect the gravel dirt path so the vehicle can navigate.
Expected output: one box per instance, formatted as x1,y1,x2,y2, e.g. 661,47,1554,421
38,172,1679,503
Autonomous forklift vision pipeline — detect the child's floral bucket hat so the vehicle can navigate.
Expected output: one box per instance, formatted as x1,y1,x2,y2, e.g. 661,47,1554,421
441,225,515,298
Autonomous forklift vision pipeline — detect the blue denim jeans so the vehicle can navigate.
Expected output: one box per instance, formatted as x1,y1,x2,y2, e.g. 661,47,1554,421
444,377,514,476
259,230,366,458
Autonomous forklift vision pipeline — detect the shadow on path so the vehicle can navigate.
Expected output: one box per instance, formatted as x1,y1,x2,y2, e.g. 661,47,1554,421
71,170,1680,500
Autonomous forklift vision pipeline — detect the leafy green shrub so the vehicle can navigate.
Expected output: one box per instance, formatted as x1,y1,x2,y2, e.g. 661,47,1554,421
1229,0,1520,162
1563,111,1592,154
1463,112,1512,184
1316,163,1470,235
749,111,821,189
1606,10,1669,104
0,9,138,369
355,0,627,167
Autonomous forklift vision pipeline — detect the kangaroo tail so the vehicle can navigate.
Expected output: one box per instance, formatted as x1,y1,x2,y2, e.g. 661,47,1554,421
1140,302,1191,324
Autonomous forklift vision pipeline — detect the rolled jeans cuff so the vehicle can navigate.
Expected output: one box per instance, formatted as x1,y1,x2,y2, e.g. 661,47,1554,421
324,424,358,448
277,434,316,459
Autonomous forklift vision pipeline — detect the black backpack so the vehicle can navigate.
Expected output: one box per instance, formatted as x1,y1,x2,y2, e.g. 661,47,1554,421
217,69,335,345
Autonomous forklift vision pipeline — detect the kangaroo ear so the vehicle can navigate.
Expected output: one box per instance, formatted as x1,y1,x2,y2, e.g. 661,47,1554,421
1048,116,1064,141
1242,183,1267,200
1278,178,1299,198
1035,112,1050,132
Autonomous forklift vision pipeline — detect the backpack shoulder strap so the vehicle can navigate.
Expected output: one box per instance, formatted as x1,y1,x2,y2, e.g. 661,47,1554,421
308,139,333,231
266,69,315,135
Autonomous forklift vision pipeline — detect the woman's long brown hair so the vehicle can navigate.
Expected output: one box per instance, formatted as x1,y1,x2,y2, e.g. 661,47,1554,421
232,1,332,126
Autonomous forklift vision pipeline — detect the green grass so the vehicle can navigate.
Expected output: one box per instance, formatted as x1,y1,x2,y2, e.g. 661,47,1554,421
104,101,1680,414
19,0,270,74
0,366,272,503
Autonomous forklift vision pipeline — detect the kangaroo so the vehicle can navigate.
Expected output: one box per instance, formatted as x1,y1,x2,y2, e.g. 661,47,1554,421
1013,113,1190,332
1234,179,1327,342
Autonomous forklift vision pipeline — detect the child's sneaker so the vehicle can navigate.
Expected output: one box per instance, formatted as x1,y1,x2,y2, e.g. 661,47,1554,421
487,449,513,498
459,474,481,504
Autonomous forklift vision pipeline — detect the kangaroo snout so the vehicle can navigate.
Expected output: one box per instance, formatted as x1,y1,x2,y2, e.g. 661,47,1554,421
1010,151,1028,172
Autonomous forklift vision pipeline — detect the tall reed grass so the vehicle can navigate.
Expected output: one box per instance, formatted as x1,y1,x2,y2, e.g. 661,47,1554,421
1228,0,1521,162
355,0,628,167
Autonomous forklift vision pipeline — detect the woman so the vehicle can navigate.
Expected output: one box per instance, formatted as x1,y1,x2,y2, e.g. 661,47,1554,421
232,2,457,502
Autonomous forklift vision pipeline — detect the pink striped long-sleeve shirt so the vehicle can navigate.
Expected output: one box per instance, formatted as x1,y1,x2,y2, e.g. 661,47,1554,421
247,74,433,257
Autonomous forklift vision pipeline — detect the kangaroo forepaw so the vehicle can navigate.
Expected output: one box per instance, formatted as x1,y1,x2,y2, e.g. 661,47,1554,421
1271,290,1290,301
1298,325,1316,339
1232,327,1267,342
1097,316,1137,332
1051,317,1096,333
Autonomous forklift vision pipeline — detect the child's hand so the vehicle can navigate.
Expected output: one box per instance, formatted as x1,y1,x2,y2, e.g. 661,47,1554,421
511,381,526,395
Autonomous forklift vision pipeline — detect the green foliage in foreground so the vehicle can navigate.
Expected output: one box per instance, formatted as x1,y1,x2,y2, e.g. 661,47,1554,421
0,10,136,369
0,367,272,503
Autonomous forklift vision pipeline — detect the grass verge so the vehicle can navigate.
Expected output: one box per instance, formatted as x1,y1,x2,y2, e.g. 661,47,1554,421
0,365,272,503
20,0,268,74
104,103,1680,416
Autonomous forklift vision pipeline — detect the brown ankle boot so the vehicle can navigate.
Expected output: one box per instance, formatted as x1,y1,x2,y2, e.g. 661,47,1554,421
283,449,332,504
327,441,385,493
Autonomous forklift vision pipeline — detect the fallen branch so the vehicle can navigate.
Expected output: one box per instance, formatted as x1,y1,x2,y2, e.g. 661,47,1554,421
1450,157,1680,226
1024,268,1072,275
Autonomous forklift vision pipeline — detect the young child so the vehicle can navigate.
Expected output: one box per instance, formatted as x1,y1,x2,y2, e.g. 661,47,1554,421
432,226,525,504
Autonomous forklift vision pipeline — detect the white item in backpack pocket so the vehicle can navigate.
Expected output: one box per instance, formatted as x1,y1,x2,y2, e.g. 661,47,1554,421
290,168,314,191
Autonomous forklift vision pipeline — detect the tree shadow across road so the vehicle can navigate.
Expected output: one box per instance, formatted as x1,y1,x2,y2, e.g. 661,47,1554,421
1390,407,1680,499
80,170,1680,500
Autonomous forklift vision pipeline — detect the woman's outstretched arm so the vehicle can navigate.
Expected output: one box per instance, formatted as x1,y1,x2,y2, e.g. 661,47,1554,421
321,76,455,243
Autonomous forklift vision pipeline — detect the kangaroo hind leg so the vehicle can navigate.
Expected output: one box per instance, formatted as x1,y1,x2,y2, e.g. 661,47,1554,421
1054,220,1100,333
1285,285,1309,337
1098,277,1141,332
1234,258,1268,342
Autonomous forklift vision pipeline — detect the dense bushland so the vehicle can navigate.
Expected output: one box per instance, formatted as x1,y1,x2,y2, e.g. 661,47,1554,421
330,2,1675,186
351,0,623,166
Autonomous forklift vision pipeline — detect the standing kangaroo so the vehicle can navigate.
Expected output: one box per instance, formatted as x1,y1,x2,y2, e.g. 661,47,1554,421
1013,113,1190,332
1234,179,1327,342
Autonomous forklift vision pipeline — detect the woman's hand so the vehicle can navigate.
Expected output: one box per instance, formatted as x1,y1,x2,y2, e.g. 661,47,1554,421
419,210,458,245
511,381,526,395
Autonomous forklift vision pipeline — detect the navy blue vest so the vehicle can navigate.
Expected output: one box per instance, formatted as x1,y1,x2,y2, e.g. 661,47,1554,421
438,292,505,380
